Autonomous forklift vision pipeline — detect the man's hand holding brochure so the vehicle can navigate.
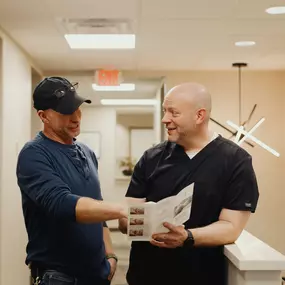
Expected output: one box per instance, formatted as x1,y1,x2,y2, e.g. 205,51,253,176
125,183,194,241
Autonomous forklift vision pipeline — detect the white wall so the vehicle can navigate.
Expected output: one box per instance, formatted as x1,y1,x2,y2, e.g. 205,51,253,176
80,107,117,201
79,107,157,201
0,32,33,285
115,113,154,176
116,113,154,156
116,123,129,159
79,107,156,228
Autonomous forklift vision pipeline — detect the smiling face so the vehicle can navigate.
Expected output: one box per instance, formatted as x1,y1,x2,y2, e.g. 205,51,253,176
38,108,82,144
161,83,210,147
162,94,197,144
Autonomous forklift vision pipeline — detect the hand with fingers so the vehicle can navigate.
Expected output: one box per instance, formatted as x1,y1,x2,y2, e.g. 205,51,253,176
107,257,117,281
150,222,188,248
118,197,146,234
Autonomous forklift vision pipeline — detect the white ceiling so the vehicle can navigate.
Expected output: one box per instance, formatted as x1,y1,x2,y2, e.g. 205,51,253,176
61,74,161,104
0,0,285,71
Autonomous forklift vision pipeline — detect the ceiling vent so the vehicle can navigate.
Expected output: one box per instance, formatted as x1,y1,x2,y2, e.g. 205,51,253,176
56,18,134,35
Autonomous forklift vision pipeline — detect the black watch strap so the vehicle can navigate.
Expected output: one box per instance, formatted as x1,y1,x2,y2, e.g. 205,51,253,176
183,229,195,247
106,253,118,262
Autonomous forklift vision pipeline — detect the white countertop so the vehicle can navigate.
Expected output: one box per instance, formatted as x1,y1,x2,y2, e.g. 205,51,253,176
224,230,285,271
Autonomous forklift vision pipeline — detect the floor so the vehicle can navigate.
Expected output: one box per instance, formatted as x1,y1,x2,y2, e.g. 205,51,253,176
110,231,131,285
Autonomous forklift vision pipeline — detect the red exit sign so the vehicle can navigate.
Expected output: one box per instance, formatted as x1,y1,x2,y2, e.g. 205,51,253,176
96,70,120,86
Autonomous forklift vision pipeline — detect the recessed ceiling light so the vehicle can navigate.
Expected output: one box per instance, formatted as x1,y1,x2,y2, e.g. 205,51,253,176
64,34,135,49
235,41,256,47
100,99,157,106
266,6,285,14
92,83,135,91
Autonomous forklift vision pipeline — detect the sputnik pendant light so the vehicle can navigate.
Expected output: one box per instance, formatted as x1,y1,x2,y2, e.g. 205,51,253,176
226,63,280,157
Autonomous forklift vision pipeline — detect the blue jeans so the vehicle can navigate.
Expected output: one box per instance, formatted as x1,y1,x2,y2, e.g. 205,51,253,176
40,270,110,285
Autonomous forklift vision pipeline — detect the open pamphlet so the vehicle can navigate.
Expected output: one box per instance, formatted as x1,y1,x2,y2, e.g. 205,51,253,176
127,183,194,241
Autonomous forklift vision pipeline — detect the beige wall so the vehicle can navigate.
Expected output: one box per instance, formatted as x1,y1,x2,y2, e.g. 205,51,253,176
117,113,153,128
31,70,43,138
0,31,33,285
162,70,285,254
0,39,2,217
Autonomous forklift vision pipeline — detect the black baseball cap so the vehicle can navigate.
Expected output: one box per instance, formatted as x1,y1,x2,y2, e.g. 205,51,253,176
33,76,91,115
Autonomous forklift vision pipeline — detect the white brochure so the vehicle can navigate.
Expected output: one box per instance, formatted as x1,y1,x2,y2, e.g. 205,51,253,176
127,183,194,241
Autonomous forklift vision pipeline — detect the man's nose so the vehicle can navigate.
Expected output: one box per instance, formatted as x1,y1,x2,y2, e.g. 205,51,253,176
71,109,81,121
162,113,171,124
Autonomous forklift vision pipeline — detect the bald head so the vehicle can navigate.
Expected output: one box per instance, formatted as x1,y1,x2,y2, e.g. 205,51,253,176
166,82,212,119
162,82,212,147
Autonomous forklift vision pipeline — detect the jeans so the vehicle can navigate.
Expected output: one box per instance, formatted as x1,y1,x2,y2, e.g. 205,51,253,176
39,270,110,285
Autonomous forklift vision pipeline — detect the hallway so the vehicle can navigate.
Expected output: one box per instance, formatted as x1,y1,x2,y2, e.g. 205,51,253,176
110,231,131,285
1,1,285,285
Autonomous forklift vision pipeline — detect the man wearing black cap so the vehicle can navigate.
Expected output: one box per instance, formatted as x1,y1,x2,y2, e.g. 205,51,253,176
16,77,129,285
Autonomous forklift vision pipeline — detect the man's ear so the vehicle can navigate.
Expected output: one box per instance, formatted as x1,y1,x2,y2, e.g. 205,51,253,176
196,108,207,124
38,110,49,124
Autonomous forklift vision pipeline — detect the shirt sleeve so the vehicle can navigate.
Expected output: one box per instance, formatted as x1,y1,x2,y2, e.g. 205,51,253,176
16,146,81,221
125,153,147,198
222,149,259,213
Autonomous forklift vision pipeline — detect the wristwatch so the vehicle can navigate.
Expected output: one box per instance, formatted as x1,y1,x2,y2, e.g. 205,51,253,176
183,229,195,247
106,253,118,263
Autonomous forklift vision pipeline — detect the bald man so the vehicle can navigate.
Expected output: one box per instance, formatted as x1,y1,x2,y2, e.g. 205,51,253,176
119,82,259,285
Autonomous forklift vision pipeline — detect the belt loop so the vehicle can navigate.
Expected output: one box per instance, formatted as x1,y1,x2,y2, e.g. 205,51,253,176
74,277,78,285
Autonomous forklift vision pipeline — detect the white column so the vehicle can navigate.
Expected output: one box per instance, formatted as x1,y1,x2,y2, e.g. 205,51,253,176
153,84,162,144
153,78,167,144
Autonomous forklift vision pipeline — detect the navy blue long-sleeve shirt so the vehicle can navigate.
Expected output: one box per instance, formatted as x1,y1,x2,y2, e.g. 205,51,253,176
16,132,110,282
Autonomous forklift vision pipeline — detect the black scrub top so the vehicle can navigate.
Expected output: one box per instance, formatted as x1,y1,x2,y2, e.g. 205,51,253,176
125,135,259,285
